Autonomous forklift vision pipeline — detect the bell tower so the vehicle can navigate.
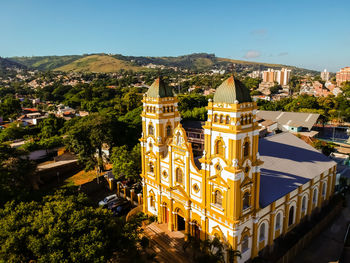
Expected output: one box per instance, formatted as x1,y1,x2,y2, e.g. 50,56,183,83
140,77,180,214
201,76,262,222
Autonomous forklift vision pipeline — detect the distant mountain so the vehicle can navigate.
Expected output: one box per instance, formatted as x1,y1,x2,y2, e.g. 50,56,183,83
55,54,143,72
8,53,319,75
9,55,83,71
0,57,26,70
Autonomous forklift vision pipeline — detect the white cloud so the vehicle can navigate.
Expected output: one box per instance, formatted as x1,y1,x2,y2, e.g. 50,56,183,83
243,50,261,59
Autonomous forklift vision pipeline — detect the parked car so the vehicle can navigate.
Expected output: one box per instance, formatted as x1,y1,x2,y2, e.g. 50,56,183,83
98,194,118,207
107,198,126,210
111,201,131,217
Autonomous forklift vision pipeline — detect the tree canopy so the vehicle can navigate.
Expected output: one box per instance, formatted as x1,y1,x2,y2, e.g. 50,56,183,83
0,190,149,262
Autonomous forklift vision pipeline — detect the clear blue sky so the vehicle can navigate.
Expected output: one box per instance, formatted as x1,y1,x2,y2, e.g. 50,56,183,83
1,0,349,72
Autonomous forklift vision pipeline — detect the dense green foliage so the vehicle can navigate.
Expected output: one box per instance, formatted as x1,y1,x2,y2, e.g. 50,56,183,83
0,97,22,120
111,144,141,180
0,190,149,262
0,144,36,205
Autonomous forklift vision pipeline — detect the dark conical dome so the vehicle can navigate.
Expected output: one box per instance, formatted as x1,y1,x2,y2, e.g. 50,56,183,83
146,77,173,98
213,76,252,103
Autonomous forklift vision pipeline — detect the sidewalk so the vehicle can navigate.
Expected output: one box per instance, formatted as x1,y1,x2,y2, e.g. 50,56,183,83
143,223,190,263
294,194,350,263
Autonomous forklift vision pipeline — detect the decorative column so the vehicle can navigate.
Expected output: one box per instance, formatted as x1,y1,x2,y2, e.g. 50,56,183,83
268,203,276,252
130,189,135,204
251,217,259,258
295,188,302,224
137,193,143,205
117,182,121,196
143,179,148,214
168,198,174,231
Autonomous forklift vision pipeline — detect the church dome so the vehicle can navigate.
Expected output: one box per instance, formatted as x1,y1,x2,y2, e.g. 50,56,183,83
213,76,252,104
146,77,174,98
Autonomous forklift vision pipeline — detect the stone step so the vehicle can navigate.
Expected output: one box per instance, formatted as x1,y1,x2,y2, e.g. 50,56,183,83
144,223,190,262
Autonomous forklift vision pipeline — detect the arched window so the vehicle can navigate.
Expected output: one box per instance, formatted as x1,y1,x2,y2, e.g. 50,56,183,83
171,106,174,112
148,125,154,136
302,196,307,212
275,213,281,230
214,114,218,122
313,188,318,204
175,168,183,184
149,162,154,173
248,114,252,124
215,140,224,155
215,163,222,173
242,235,249,253
243,192,250,210
240,115,244,125
150,194,155,208
225,116,230,124
166,125,172,137
259,223,266,242
288,206,294,226
214,190,222,207
322,183,326,197
243,141,249,158
219,115,224,123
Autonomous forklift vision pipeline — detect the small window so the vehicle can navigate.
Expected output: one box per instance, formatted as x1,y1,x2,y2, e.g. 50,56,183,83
171,106,174,112
302,196,307,211
259,223,265,242
243,192,250,210
322,183,326,197
162,171,168,178
176,168,183,184
313,188,318,204
288,206,294,226
166,125,172,137
225,116,230,124
149,125,154,136
243,141,249,158
150,194,155,208
149,162,154,173
215,163,222,172
214,114,218,122
214,190,222,207
193,184,200,193
215,140,224,155
242,235,249,253
219,115,224,123
240,115,244,125
275,213,281,230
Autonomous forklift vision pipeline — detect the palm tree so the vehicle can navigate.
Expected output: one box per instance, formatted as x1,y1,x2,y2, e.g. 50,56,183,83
226,244,242,263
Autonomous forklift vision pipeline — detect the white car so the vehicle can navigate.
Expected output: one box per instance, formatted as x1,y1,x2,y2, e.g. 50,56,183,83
98,194,117,207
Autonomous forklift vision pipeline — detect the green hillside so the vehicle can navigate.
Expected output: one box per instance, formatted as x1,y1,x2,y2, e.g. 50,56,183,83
54,55,143,73
8,53,319,75
10,55,85,71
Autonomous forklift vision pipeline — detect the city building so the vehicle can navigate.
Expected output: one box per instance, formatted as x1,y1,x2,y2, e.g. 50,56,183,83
256,110,320,132
258,68,291,95
336,67,350,86
261,68,291,86
140,76,337,262
321,69,330,82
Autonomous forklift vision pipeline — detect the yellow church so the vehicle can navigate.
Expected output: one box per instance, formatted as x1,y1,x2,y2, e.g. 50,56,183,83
140,76,337,262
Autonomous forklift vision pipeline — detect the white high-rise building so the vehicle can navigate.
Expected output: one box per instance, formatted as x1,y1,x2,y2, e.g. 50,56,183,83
321,69,330,81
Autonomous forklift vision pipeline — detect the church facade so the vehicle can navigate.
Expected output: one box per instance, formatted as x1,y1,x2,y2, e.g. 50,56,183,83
140,76,337,262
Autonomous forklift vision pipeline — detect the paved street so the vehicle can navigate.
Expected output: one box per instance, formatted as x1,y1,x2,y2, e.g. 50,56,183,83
294,194,350,263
